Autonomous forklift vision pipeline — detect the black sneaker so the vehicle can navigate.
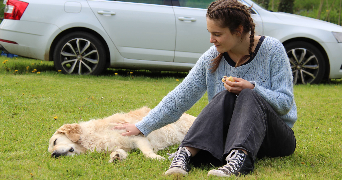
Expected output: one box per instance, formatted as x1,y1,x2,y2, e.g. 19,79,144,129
164,147,192,175
208,149,254,177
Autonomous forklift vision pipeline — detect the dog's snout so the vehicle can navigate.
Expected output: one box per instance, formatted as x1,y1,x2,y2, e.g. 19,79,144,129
51,151,61,158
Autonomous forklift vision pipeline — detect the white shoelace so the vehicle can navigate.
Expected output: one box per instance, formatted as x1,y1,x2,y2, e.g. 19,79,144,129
169,147,190,168
219,150,245,173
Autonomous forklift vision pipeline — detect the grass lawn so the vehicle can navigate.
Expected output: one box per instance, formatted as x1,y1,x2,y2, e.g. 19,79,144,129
1,57,341,179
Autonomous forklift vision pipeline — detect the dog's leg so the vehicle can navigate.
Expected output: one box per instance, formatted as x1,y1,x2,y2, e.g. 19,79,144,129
109,149,128,163
134,137,165,160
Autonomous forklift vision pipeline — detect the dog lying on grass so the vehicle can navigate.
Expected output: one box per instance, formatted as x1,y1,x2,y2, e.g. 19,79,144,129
48,107,195,162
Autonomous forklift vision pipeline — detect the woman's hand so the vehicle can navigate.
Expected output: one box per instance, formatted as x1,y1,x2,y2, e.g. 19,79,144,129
114,123,142,136
223,77,254,95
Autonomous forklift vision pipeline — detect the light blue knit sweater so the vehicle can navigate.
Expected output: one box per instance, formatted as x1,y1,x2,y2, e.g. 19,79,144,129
136,36,297,136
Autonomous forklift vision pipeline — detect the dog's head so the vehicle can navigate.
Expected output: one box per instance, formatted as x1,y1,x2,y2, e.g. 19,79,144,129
48,124,86,158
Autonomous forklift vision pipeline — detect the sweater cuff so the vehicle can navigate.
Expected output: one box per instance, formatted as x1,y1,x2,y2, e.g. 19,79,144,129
135,120,151,136
249,81,256,88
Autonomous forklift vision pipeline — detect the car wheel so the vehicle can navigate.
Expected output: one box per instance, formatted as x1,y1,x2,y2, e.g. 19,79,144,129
285,41,325,84
53,31,107,75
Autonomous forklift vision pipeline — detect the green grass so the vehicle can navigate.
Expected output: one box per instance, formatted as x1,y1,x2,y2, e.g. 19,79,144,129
1,56,342,179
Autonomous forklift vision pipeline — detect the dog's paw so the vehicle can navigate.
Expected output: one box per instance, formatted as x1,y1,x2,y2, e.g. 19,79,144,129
109,149,128,163
147,154,166,160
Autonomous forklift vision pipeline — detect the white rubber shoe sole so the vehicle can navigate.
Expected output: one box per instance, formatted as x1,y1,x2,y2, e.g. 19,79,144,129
165,167,188,176
207,169,230,177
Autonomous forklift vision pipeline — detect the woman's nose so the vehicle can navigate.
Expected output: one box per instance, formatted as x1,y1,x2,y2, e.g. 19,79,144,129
210,35,216,43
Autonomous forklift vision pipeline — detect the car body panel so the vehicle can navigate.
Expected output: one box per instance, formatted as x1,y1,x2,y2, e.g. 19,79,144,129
323,42,342,78
272,12,342,34
0,0,341,80
88,0,176,62
243,0,342,79
1,0,121,63
172,6,210,64
257,12,339,43
0,20,60,59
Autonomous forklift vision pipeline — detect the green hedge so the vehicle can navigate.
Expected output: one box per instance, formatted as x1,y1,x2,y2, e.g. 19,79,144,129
262,0,341,25
0,0,4,21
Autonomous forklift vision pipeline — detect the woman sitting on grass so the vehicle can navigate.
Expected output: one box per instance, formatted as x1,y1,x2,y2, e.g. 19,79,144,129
115,0,297,177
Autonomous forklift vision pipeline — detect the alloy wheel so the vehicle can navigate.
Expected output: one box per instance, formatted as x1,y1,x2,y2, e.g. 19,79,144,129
287,48,319,84
60,38,99,75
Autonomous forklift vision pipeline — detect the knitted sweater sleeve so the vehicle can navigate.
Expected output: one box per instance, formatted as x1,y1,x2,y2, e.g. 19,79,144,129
253,40,295,115
135,50,212,136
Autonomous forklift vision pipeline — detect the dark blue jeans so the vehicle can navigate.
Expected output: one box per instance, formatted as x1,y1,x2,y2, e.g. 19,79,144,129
181,89,296,166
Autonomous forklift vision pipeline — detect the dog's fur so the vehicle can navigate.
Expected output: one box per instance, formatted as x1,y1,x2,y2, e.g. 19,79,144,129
48,107,195,162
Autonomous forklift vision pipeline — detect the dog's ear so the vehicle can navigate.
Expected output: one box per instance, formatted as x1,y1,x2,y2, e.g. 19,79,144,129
56,123,81,142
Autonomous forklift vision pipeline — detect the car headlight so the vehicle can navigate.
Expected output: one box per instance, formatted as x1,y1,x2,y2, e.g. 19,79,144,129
332,32,342,43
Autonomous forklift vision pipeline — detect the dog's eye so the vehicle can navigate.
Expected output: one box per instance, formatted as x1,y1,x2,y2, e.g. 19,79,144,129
53,139,57,146
69,147,74,152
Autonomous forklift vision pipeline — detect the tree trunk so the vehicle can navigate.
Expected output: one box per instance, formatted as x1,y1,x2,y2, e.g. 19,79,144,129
339,0,341,25
271,0,274,11
325,0,336,22
278,0,295,13
317,0,324,19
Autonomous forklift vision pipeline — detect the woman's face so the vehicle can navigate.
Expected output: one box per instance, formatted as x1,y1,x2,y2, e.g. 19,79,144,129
207,18,241,53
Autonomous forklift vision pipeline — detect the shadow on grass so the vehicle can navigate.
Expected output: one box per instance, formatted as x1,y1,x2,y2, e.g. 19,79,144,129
1,58,187,78
1,57,188,78
321,78,342,85
103,68,188,79
1,57,342,83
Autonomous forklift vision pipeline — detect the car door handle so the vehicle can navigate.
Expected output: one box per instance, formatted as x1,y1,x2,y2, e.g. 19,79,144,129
97,10,116,16
178,17,196,22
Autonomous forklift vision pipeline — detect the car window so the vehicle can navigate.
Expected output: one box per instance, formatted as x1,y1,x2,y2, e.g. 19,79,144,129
239,0,256,14
177,0,213,9
175,0,256,14
107,0,165,5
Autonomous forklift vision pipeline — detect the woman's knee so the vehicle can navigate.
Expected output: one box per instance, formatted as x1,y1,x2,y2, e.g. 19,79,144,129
239,88,255,97
212,90,236,100
238,89,265,103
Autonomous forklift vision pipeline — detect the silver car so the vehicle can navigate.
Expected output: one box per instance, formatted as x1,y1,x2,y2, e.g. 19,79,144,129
0,0,342,84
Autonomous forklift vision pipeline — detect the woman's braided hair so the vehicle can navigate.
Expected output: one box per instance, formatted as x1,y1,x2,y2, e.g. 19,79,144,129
207,0,255,72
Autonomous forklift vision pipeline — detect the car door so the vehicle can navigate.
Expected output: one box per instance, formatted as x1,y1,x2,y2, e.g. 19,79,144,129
240,0,263,35
172,0,263,64
172,0,212,64
88,0,176,62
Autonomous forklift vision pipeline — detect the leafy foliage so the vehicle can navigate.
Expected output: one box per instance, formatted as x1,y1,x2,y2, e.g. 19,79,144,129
258,0,342,25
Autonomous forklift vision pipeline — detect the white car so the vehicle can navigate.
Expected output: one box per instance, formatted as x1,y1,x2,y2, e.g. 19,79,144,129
0,0,342,84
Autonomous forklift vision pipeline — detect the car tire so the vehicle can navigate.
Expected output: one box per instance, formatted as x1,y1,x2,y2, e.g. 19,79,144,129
284,41,325,84
53,31,107,75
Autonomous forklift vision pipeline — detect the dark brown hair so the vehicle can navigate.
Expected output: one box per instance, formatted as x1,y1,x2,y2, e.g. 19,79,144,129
206,0,255,72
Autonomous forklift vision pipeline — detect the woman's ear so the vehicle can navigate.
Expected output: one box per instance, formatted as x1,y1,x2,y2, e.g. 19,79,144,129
236,25,244,36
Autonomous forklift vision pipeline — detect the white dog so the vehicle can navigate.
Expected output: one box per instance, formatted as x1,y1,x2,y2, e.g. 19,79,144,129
48,107,195,162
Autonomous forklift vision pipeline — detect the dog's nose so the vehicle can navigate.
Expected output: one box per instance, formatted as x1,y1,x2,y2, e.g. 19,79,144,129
51,151,61,158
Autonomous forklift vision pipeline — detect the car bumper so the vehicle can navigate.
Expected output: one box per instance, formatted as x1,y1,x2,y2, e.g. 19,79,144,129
0,20,60,60
0,44,9,53
324,42,342,79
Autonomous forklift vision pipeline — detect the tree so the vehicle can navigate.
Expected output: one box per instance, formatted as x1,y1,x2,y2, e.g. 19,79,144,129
317,0,324,19
278,0,295,13
254,0,270,10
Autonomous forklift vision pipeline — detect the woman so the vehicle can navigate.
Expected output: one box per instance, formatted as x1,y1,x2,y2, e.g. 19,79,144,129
116,0,297,177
